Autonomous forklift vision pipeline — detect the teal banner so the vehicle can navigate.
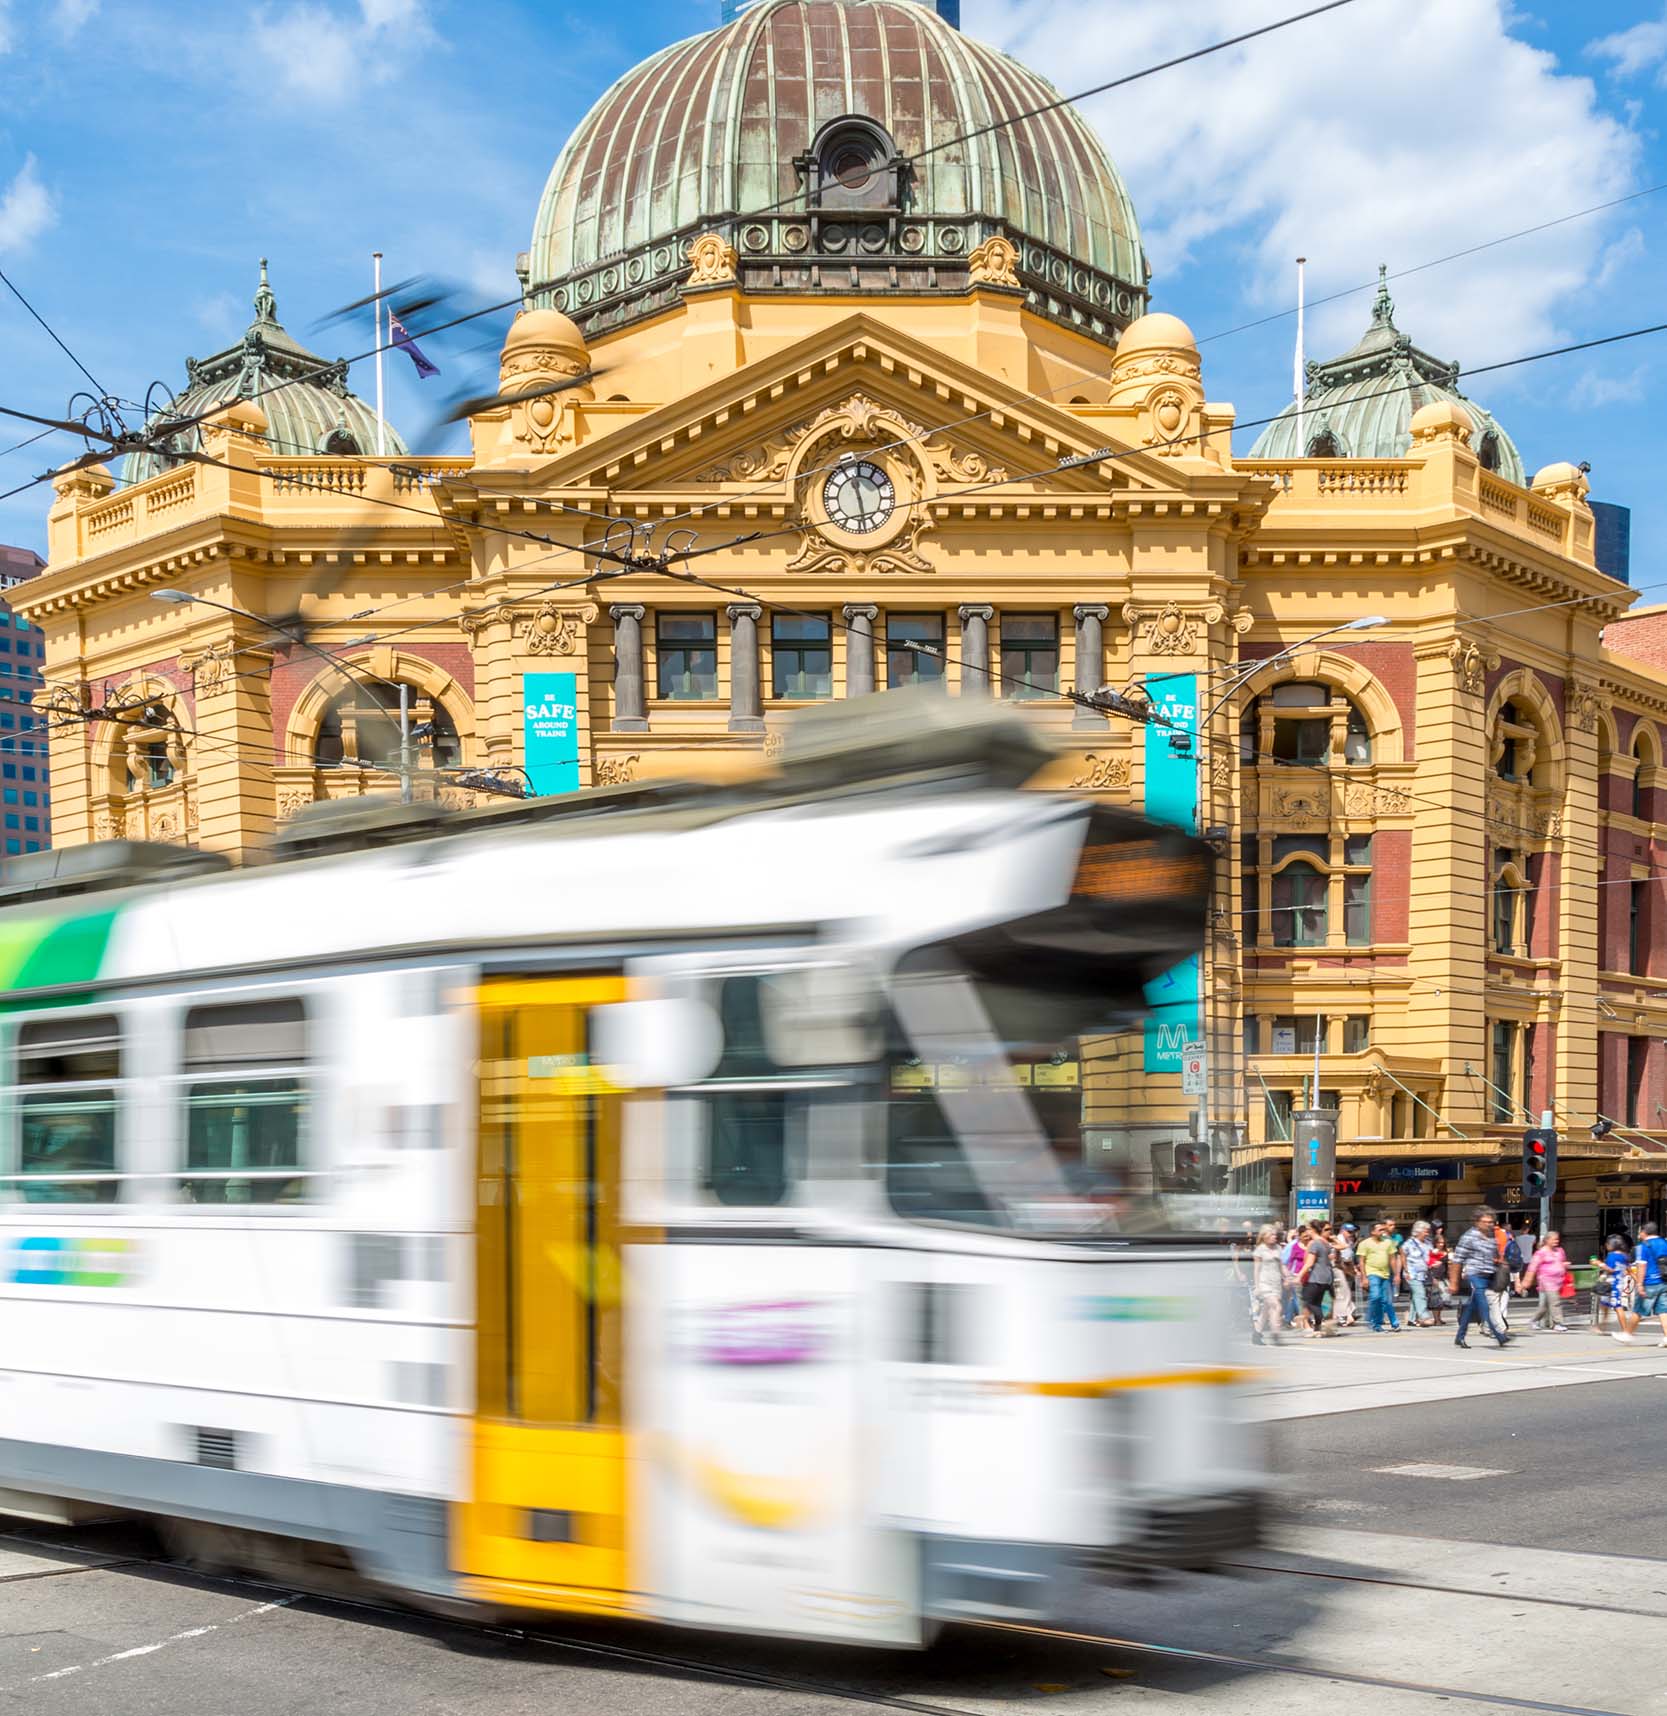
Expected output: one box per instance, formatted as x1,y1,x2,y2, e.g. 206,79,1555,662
1141,672,1199,1071
523,672,580,795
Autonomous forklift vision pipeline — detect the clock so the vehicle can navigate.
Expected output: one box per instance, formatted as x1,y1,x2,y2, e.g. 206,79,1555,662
822,458,895,535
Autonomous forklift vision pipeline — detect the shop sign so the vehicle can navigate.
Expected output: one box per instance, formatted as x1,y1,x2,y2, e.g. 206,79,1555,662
1335,1179,1446,1197
1598,1183,1655,1207
1358,1160,1464,1182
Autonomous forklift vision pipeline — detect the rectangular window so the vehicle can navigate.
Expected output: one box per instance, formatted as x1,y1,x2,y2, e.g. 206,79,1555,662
1491,1021,1515,1123
11,1014,122,1203
1520,1022,1535,1119
999,614,1058,700
1627,1035,1649,1129
3,789,15,805
1269,1015,1322,1055
21,791,34,807
1631,880,1647,974
1494,876,1518,955
655,612,717,701
3,839,16,855
771,614,832,700
22,817,37,833
1343,1015,1370,1053
1344,871,1372,945
886,613,945,688
701,976,804,1207
179,999,308,1205
1244,1015,1261,1061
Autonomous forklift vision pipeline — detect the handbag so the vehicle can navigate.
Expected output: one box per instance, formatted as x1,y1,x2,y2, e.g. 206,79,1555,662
1559,1274,1576,1299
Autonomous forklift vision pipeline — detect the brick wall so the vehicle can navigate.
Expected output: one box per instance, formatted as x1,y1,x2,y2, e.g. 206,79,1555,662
1605,608,1667,674
1373,826,1410,943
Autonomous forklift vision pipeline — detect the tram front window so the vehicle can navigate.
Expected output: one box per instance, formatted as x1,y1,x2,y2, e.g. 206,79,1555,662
884,964,1212,1237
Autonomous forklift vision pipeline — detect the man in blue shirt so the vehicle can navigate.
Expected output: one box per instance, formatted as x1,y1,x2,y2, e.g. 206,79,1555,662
1634,1221,1667,1346
1448,1207,1510,1349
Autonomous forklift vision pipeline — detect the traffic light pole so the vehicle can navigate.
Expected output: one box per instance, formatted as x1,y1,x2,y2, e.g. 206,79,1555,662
1540,1107,1553,1242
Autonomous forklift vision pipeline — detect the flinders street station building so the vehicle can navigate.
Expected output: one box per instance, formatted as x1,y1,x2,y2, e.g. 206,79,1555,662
22,0,1667,1247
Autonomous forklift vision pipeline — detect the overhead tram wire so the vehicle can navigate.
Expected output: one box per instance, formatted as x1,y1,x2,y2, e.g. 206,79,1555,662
0,263,111,401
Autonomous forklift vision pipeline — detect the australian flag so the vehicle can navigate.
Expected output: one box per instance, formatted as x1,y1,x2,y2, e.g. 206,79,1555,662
389,312,439,379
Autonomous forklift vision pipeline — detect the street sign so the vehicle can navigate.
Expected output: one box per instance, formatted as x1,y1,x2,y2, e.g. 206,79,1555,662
1295,1188,1330,1216
1180,1041,1206,1095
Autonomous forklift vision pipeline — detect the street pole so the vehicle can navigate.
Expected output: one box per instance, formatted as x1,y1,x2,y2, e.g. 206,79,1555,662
398,682,413,806
1540,1106,1554,1240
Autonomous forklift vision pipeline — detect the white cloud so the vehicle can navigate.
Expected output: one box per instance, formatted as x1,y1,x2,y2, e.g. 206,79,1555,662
0,156,55,255
1590,10,1667,83
1570,369,1646,409
252,0,436,102
972,0,1638,374
52,0,99,37
1593,225,1645,290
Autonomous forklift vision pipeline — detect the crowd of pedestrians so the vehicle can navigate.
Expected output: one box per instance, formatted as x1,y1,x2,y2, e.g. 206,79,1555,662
1238,1209,1667,1349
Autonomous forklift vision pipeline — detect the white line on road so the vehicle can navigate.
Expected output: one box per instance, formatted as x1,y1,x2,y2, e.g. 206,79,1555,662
1371,1462,1511,1480
4,1595,295,1691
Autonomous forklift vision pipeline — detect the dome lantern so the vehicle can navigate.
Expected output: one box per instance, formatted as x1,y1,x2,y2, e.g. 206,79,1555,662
524,0,1147,349
1249,266,1525,483
123,261,406,484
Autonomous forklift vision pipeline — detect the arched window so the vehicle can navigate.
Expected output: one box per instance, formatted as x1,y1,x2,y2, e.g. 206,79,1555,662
1492,847,1531,956
1494,699,1536,784
1305,427,1344,457
1247,682,1372,768
1632,727,1659,822
804,116,901,213
1264,833,1374,949
322,427,361,455
314,681,462,774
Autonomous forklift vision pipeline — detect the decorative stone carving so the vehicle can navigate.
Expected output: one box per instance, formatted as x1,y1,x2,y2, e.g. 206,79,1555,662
1123,599,1212,657
278,790,316,821
1069,753,1131,791
180,643,258,699
967,234,1020,289
1111,351,1203,386
1273,785,1327,823
1211,750,1235,788
1343,782,1375,817
1375,785,1412,815
1569,678,1608,735
93,810,123,841
1144,388,1191,455
1448,635,1499,696
521,602,586,656
594,753,639,787
685,231,739,287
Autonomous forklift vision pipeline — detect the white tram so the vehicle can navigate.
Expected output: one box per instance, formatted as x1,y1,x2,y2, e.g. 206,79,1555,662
0,696,1263,1645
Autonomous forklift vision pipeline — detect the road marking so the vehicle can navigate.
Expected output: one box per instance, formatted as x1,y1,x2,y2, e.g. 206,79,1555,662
1371,1462,1511,1480
3,1595,294,1691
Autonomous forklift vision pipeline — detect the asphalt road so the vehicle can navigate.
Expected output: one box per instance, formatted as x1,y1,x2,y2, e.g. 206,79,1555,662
4,1383,1664,1715
1270,1376,1667,1557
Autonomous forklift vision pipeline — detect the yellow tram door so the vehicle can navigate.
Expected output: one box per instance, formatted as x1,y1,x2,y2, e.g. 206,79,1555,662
456,976,631,1614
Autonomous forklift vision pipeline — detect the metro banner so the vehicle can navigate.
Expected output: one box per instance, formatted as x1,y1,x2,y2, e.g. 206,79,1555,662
1140,672,1198,1072
523,671,580,795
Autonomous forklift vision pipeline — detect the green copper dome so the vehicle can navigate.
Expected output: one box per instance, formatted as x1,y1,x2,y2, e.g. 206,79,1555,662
1249,268,1525,484
123,262,406,483
525,0,1148,346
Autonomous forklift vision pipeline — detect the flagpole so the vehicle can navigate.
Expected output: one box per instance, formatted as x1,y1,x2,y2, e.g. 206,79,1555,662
373,251,386,458
1294,255,1306,455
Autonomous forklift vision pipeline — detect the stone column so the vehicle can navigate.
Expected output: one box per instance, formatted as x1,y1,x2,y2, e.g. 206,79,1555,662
1073,604,1109,730
843,605,877,697
958,605,993,696
727,603,764,733
608,604,648,732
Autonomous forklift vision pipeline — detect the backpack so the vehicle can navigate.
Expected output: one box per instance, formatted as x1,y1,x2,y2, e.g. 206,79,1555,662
1503,1235,1524,1272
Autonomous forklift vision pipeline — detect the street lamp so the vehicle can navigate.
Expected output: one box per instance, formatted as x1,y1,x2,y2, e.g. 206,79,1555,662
152,588,419,804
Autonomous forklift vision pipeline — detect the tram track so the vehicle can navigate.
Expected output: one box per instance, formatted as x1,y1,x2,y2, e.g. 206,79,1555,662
0,1524,1648,1716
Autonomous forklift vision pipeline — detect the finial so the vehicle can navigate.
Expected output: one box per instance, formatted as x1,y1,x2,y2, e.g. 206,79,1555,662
1371,263,1394,328
253,258,277,325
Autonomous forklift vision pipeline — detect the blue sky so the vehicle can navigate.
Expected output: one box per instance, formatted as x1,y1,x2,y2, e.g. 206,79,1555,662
1,0,1664,582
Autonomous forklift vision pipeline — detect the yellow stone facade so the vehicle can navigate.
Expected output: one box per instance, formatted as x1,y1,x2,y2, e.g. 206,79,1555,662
19,4,1667,1247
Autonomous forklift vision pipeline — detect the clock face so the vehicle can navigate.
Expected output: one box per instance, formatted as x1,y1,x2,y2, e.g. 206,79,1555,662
822,459,895,535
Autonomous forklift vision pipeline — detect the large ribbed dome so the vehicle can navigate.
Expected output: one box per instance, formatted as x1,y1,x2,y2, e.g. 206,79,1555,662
124,262,406,484
1250,269,1525,484
525,0,1148,345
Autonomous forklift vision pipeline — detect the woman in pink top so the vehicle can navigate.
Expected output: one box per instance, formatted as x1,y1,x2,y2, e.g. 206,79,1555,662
1523,1231,1570,1332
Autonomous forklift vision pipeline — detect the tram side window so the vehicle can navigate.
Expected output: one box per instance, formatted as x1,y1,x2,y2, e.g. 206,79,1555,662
700,977,801,1208
13,1015,122,1203
179,999,308,1205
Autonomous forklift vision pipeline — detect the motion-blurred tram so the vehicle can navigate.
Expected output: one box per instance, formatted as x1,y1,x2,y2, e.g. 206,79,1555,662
0,694,1264,1646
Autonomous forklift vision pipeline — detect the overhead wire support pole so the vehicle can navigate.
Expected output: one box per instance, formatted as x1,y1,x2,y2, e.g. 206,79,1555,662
373,252,386,460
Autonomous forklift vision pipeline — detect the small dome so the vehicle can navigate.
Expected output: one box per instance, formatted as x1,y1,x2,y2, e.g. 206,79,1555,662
1249,266,1524,483
1408,399,1473,439
1114,311,1198,360
123,261,406,483
1532,460,1582,488
526,0,1147,346
503,306,587,361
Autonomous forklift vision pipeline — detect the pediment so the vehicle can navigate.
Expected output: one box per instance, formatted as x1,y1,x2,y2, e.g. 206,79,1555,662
485,314,1195,507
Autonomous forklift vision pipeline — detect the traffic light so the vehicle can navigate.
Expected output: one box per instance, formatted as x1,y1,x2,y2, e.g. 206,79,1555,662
1173,1143,1203,1184
1522,1127,1557,1199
